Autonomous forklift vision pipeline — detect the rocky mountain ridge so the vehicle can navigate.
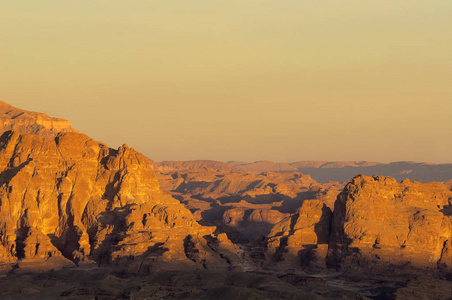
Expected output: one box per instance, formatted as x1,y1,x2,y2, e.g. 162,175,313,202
0,100,77,139
0,131,239,274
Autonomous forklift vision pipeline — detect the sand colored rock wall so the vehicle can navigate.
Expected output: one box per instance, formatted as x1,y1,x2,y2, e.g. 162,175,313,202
0,131,239,273
0,101,77,139
330,175,452,270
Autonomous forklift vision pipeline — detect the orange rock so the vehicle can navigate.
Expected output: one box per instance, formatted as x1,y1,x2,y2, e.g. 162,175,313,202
443,179,452,191
222,208,288,241
330,175,452,270
0,131,238,273
156,164,342,242
266,200,332,270
0,100,77,138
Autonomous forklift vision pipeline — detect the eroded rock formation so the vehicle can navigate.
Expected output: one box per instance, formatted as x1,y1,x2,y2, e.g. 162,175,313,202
329,175,452,271
444,179,452,191
0,131,238,273
0,101,77,138
156,166,342,241
266,200,332,270
264,175,452,273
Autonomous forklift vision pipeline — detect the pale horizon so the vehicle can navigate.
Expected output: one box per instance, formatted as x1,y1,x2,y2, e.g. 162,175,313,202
1,1,451,164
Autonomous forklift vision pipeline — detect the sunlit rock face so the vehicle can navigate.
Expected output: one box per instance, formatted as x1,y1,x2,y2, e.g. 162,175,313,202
0,100,77,138
265,200,332,270
444,179,452,191
329,175,452,271
263,175,452,273
0,131,238,273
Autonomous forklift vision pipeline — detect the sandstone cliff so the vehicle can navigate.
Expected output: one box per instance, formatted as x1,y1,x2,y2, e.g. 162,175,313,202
0,101,77,139
0,131,238,273
266,200,332,271
265,175,452,273
444,179,452,191
329,175,452,271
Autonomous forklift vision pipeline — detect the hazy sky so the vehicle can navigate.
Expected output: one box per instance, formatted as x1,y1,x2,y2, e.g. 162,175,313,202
1,1,451,163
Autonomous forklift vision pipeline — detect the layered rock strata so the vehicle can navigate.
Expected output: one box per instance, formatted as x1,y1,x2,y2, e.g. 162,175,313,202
329,175,452,270
0,100,77,138
266,200,332,270
0,131,238,273
265,175,452,272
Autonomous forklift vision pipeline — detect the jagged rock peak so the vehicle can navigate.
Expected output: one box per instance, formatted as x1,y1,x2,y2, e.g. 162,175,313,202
0,131,238,273
0,100,77,139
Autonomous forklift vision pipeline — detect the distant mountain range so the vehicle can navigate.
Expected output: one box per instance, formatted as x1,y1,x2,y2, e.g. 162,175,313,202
226,160,452,183
157,159,452,183
158,160,243,173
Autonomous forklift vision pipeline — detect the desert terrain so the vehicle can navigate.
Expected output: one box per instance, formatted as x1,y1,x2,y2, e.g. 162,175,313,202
0,101,451,299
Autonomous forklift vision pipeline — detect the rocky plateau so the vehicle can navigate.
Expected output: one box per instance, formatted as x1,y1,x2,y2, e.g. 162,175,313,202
0,101,77,139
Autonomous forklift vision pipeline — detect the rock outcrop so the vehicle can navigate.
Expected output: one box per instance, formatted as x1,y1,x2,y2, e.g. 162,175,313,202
329,175,452,271
0,101,77,138
222,208,289,241
444,179,452,191
266,200,332,270
0,131,239,273
263,175,452,274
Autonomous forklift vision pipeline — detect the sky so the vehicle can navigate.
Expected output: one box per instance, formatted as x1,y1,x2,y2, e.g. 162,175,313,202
1,1,451,163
